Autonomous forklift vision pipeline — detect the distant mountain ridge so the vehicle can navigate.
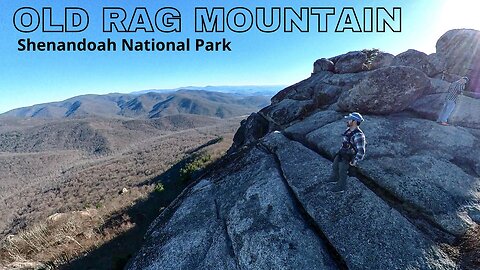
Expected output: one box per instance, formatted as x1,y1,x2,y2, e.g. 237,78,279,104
130,85,285,96
1,89,276,120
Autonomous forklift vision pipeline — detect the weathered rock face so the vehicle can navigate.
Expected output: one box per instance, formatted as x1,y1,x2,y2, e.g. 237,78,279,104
313,58,335,73
283,110,343,140
323,71,372,88
333,51,368,74
369,51,394,70
298,116,480,236
271,69,374,105
436,29,480,77
128,148,338,270
428,53,447,75
430,78,451,94
260,98,315,126
271,77,344,108
409,93,480,128
230,112,269,151
128,129,462,269
392,49,439,77
129,29,480,270
262,132,458,269
337,66,431,114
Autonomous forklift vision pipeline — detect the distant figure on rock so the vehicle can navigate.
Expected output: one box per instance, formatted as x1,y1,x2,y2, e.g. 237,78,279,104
328,112,366,192
437,76,469,126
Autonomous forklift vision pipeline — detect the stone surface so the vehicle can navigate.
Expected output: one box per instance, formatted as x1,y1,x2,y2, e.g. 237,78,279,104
337,66,431,114
428,53,447,74
430,78,451,94
322,71,371,88
127,178,239,270
407,93,446,120
333,51,368,74
313,58,335,73
129,29,480,270
436,29,480,77
230,112,269,151
304,116,480,236
369,52,394,70
271,70,372,106
260,99,315,126
128,148,337,270
284,110,343,141
408,93,480,128
392,49,439,77
271,77,343,106
261,132,458,270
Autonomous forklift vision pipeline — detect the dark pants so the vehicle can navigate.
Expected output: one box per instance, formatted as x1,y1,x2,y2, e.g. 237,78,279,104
331,154,350,189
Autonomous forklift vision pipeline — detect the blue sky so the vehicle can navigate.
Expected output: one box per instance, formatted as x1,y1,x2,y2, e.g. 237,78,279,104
0,0,479,113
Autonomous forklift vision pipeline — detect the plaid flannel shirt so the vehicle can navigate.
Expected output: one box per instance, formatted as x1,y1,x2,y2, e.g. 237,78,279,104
445,80,465,103
343,128,366,162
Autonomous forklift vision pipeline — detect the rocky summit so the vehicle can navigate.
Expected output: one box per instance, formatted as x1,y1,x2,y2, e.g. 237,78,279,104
127,29,480,269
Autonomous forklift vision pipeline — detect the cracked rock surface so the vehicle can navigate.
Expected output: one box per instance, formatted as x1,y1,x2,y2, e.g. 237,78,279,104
128,29,479,269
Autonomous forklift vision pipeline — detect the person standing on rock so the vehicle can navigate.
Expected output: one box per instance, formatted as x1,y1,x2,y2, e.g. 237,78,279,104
437,77,469,126
328,112,366,192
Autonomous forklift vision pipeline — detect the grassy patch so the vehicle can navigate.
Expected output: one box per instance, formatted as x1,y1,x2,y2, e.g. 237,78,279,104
154,183,165,193
179,153,212,183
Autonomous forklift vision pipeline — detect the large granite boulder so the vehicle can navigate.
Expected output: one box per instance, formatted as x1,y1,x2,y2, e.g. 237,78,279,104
230,113,269,151
369,51,394,70
322,71,371,88
392,49,439,77
313,58,335,73
271,70,373,106
283,110,343,141
272,73,333,104
268,71,360,126
266,70,373,129
408,94,480,128
428,53,447,74
333,51,368,74
271,77,343,105
300,116,480,236
430,78,451,94
337,66,431,114
260,99,315,126
436,29,480,77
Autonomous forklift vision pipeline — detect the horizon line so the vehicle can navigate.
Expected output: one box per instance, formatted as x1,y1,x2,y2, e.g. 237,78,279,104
0,84,287,114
